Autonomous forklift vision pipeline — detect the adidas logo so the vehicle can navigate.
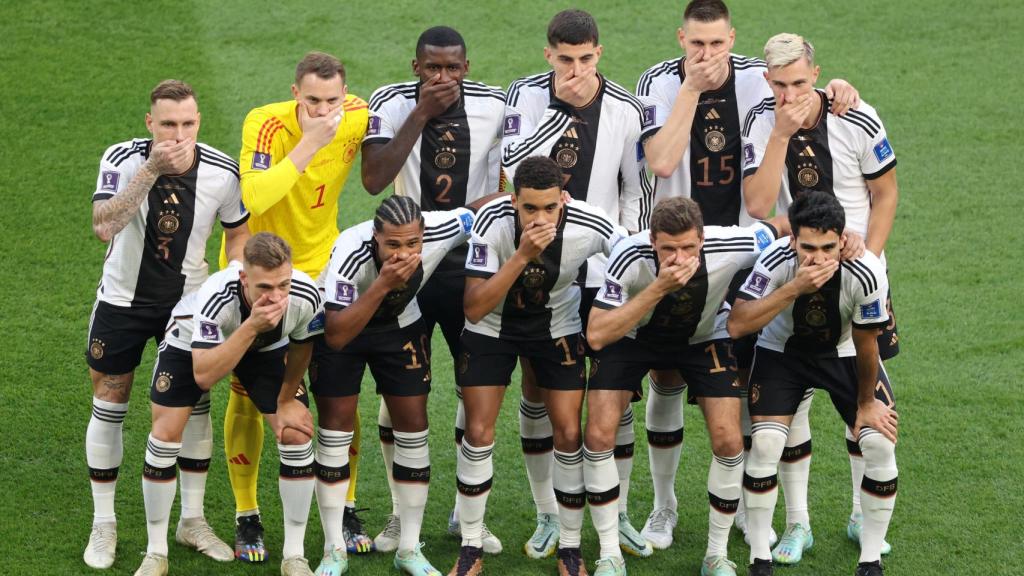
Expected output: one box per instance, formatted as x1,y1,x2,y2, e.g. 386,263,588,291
229,453,251,465
704,108,721,120
563,127,579,139
441,130,455,142
798,145,815,157
162,193,180,204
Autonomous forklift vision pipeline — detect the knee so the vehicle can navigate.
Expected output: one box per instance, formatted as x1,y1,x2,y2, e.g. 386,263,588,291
92,372,132,404
554,427,581,452
151,421,184,444
583,426,615,452
858,430,896,468
280,427,312,446
710,427,744,457
465,421,495,447
749,422,788,465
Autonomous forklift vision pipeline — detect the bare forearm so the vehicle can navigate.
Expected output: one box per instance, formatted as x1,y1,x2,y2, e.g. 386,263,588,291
324,283,390,350
853,329,880,405
92,163,159,241
464,254,530,323
362,110,430,194
727,284,799,338
223,225,250,263
743,134,790,219
644,89,699,178
866,174,898,255
279,342,313,402
588,287,666,350
193,323,258,388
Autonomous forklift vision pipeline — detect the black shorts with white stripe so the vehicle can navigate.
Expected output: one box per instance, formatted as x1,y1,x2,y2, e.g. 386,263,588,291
86,300,174,375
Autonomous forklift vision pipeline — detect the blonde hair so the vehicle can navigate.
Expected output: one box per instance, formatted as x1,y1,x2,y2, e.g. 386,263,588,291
243,233,292,269
763,33,815,69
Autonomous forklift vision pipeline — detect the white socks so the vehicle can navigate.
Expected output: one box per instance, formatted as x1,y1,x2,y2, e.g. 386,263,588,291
393,430,430,554
744,422,788,563
554,448,585,549
520,398,558,515
707,452,743,558
858,429,898,563
615,407,635,515
378,401,400,516
315,428,353,551
456,441,494,547
584,446,621,560
142,434,181,556
278,440,315,559
779,392,813,527
177,395,212,520
86,398,128,524
646,380,684,513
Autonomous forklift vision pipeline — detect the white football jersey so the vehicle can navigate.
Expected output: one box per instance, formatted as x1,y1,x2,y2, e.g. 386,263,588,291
502,72,650,286
321,209,474,333
741,91,897,237
364,80,506,209
637,54,773,226
464,197,624,340
92,139,248,308
594,222,776,346
167,265,323,353
737,237,890,358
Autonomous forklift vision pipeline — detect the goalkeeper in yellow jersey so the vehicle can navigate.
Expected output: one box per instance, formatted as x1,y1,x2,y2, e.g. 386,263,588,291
222,51,370,571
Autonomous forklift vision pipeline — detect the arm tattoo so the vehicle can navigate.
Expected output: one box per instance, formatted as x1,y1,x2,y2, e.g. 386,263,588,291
93,162,159,240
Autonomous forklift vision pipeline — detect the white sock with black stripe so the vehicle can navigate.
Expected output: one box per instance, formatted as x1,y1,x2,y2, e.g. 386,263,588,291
315,428,353,551
378,401,400,516
780,392,813,527
178,394,212,520
646,380,684,513
456,441,493,548
584,446,622,560
554,448,585,549
858,428,898,564
520,398,558,515
86,398,128,524
706,452,743,558
745,422,788,563
393,429,430,554
278,440,315,559
615,407,635,515
143,434,181,556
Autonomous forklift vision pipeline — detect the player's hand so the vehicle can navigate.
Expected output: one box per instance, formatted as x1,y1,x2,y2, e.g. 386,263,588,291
298,102,342,150
792,254,839,294
378,253,421,291
681,48,730,94
654,253,701,294
417,74,461,119
147,138,195,175
854,399,898,443
772,93,815,138
825,79,860,116
518,221,557,260
246,293,288,333
554,66,597,108
840,229,866,261
271,398,314,442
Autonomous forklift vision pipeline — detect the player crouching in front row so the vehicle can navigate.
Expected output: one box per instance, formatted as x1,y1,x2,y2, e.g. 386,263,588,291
136,233,323,576
309,195,478,576
728,191,898,576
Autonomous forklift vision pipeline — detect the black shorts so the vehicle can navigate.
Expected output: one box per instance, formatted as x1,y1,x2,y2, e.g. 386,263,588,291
732,334,758,371
86,300,174,374
417,273,465,361
878,288,900,361
459,330,586,391
150,345,204,407
589,338,743,404
309,321,432,398
232,346,307,414
578,287,599,356
747,347,895,428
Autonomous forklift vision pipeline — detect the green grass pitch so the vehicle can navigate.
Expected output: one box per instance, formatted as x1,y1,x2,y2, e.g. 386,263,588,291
1,0,1022,574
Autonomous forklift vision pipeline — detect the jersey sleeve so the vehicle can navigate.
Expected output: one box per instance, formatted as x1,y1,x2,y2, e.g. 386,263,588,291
593,240,641,310
238,107,301,216
636,92,666,143
288,278,324,343
736,241,790,301
217,173,249,228
93,143,139,202
191,282,232,349
741,109,773,179
363,86,400,145
855,106,897,180
501,88,574,179
849,254,890,329
465,218,502,279
322,230,366,311
423,208,475,261
485,107,506,195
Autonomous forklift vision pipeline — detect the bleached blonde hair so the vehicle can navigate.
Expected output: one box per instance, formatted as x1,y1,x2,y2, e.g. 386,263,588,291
763,33,815,69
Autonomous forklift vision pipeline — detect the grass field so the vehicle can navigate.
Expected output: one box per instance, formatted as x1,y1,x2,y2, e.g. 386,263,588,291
2,1,1023,574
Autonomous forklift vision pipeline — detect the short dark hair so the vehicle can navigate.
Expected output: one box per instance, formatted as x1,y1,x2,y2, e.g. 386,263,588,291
789,191,846,237
374,195,423,232
547,9,599,46
416,26,466,58
295,51,346,85
513,156,563,194
650,197,704,237
683,0,731,24
150,79,196,105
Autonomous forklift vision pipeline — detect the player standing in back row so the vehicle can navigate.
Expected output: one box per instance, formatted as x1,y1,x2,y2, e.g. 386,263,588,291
83,79,250,570
501,9,652,559
361,25,506,555
224,52,369,563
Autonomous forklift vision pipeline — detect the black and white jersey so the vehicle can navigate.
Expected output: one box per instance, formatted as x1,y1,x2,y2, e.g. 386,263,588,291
637,54,773,226
502,72,650,286
364,80,506,209
736,237,890,358
164,264,323,353
464,197,624,340
322,209,474,334
741,90,897,237
92,139,249,308
594,222,776,347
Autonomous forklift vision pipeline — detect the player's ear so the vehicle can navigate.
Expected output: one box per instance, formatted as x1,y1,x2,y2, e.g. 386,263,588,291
594,44,603,60
676,27,686,50
411,58,419,76
464,59,470,76
145,112,153,135
812,65,821,84
290,83,300,101
728,28,736,49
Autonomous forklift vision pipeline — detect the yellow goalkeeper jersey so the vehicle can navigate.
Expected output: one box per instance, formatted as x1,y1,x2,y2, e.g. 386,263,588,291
220,95,368,277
